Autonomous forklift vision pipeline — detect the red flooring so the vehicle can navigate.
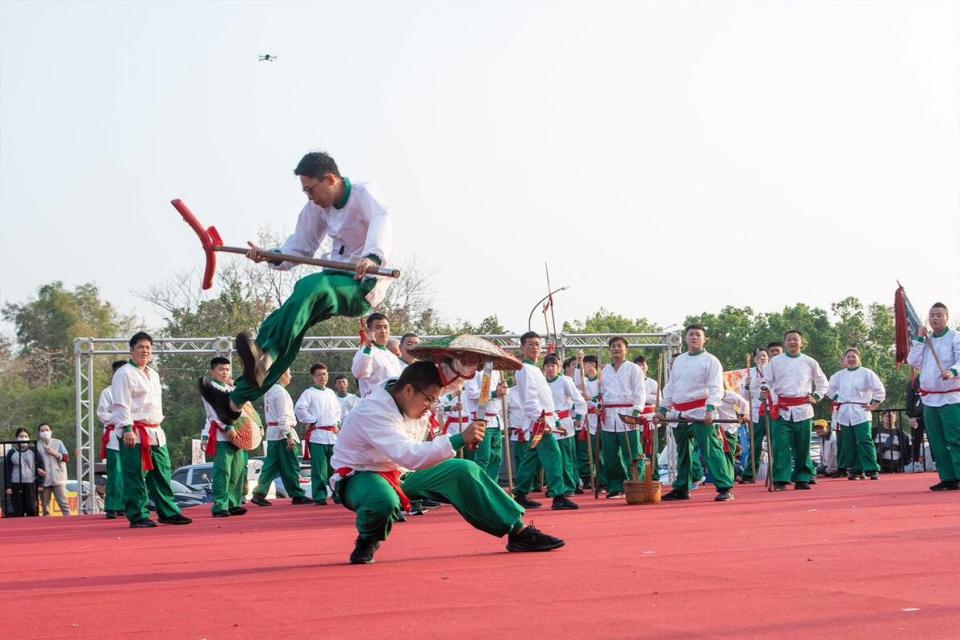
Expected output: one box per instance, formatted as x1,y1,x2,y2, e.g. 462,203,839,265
2,472,959,639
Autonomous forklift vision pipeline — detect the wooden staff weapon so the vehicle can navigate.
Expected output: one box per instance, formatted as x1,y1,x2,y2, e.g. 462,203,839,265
545,263,560,355
745,353,756,482
655,352,666,481
456,391,465,459
500,373,514,494
594,349,605,499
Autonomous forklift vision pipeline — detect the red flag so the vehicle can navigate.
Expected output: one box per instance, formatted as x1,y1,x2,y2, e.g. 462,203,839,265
895,284,921,368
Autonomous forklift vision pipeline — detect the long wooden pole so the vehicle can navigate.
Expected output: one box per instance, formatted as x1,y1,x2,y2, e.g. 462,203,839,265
594,349,605,499
500,373,514,494
745,353,756,482
576,351,596,492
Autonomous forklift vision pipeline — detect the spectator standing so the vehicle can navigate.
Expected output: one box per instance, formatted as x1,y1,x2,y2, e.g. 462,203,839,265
36,423,72,516
4,428,44,517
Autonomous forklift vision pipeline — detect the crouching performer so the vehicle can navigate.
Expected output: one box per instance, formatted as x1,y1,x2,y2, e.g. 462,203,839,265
330,361,565,564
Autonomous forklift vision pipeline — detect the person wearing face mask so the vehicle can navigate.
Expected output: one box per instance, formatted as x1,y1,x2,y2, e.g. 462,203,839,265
36,423,72,516
4,428,44,517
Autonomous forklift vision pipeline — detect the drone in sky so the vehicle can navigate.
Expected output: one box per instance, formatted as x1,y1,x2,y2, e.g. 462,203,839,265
258,54,277,62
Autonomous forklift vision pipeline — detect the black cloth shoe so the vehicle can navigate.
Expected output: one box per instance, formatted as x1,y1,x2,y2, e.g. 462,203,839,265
738,478,756,485
314,500,328,506
129,519,157,528
606,491,624,499
291,496,312,505
105,511,117,520
794,481,811,490
235,332,272,388
349,536,381,564
715,489,734,502
867,472,879,480
514,494,542,509
808,478,817,484
228,507,247,515
581,478,593,490
420,498,443,509
198,377,241,424
250,494,272,506
574,487,584,495
506,524,565,552
551,496,579,510
159,513,192,525
212,510,230,518
661,490,690,501
930,480,960,491
847,472,861,480
773,483,788,492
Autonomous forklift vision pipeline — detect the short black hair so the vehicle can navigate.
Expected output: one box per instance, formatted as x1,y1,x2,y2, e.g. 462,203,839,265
543,354,561,367
633,355,647,365
129,331,153,348
294,151,341,180
784,329,803,339
608,336,627,348
366,312,388,329
310,363,328,375
400,333,419,346
333,374,348,383
15,427,29,438
562,356,576,370
685,324,707,336
393,361,441,395
37,422,51,430
112,360,127,373
766,341,784,350
754,347,768,355
583,355,598,366
519,331,540,346
210,357,230,369
932,302,949,314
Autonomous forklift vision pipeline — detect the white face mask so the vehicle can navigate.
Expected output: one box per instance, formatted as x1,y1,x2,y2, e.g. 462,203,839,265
39,431,52,441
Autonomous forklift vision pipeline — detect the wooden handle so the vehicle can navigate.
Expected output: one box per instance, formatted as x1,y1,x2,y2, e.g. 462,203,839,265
216,246,400,278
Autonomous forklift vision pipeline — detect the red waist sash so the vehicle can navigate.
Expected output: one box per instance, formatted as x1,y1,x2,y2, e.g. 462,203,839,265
132,421,159,471
920,387,960,396
336,467,411,512
302,425,338,460
99,424,115,460
768,396,810,420
204,421,223,458
674,398,707,413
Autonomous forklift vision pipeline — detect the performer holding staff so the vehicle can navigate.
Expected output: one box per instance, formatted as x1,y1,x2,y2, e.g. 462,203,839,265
907,302,960,491
599,337,646,499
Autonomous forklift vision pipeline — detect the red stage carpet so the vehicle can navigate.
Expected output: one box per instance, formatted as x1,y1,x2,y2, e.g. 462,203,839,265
2,472,959,639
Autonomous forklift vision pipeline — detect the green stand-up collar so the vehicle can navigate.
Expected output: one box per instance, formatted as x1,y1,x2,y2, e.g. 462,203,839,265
522,358,537,365
546,375,559,383
846,366,860,371
372,342,386,350
312,385,326,390
687,350,704,356
933,328,950,338
334,177,352,210
786,351,801,358
587,375,597,382
336,391,347,398
128,359,143,369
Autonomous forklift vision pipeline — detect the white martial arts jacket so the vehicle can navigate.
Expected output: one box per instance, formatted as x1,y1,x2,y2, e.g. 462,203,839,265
111,362,165,446
907,329,960,408
97,387,120,452
547,375,587,440
295,386,343,445
264,384,299,442
351,344,405,397
765,353,829,422
826,367,886,426
659,351,723,423
600,361,646,432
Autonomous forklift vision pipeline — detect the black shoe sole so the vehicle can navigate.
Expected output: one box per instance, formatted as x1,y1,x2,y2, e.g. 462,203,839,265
506,539,566,552
228,509,247,516
715,493,734,502
235,332,269,388
159,518,192,525
551,503,579,510
198,377,241,424
130,521,157,528
661,493,690,501
212,511,230,517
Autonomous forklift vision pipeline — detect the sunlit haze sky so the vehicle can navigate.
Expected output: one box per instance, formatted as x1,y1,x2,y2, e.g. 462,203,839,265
1,1,958,338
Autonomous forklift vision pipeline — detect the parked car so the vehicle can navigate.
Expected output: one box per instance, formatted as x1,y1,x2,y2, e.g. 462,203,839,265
172,458,265,498
147,479,209,511
64,480,103,513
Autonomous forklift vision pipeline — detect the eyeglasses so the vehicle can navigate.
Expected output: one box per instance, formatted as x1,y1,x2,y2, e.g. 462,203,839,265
413,387,437,405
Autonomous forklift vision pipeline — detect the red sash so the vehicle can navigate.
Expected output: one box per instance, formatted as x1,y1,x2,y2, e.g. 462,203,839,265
769,396,810,421
557,409,571,420
302,426,338,460
132,421,158,471
204,421,223,458
920,388,960,396
337,467,411,512
99,425,115,460
442,415,469,434
674,397,707,412
510,428,528,444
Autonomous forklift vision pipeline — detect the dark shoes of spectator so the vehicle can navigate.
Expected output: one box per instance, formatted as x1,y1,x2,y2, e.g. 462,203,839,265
715,489,734,502
212,510,230,518
235,332,272,388
794,481,811,490
129,519,157,528
420,498,443,509
229,507,247,516
551,496,579,510
930,480,960,491
506,524,565,552
514,494,542,509
250,494,272,506
606,491,624,499
291,496,312,505
773,483,788,492
198,377,241,424
349,536,381,564
661,490,690,501
159,514,192,525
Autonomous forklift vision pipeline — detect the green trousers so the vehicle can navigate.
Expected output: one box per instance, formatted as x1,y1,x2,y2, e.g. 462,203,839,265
673,422,733,493
772,417,813,484
254,440,306,498
722,430,739,476
120,442,180,522
924,403,960,482
741,421,768,480
556,437,579,496
309,442,335,503
838,422,879,474
514,433,570,497
212,441,247,513
575,433,593,480
104,448,125,512
600,430,642,494
341,459,525,542
836,428,846,471
231,273,375,405
473,426,503,482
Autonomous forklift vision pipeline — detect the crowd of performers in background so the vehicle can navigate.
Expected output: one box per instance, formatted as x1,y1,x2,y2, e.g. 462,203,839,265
94,301,960,528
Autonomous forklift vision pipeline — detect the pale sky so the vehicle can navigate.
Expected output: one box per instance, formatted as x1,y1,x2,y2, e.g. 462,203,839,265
1,1,958,338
